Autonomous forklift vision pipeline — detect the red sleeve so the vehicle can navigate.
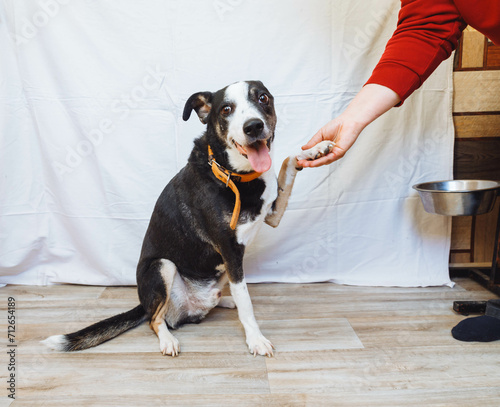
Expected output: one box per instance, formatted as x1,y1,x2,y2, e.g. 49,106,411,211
365,0,467,105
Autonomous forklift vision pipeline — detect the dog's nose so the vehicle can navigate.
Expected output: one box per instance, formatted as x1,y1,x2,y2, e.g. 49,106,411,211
243,119,264,138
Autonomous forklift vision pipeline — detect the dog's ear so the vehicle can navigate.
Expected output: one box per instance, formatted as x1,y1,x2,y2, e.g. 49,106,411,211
183,92,213,124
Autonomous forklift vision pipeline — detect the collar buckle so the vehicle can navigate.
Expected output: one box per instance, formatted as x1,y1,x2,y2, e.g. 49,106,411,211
208,156,232,187
223,170,231,187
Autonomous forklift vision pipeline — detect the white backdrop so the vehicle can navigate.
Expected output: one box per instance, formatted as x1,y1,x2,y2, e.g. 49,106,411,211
0,0,453,287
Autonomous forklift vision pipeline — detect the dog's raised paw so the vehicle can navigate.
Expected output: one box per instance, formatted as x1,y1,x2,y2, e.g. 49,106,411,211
247,334,274,357
159,334,180,357
296,140,334,161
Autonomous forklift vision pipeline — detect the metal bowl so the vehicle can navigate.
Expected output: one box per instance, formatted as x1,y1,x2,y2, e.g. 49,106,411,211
413,180,500,216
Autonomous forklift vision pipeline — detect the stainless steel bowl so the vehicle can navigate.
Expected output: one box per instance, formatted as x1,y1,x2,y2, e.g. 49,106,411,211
413,180,500,216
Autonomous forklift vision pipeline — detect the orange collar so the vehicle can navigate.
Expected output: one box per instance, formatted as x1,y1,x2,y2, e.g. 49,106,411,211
208,145,262,230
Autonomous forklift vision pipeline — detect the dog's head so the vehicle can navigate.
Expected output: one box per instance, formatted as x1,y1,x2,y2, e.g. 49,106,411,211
183,81,277,173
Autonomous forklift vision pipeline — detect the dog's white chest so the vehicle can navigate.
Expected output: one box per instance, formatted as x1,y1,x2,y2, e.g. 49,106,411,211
236,168,277,246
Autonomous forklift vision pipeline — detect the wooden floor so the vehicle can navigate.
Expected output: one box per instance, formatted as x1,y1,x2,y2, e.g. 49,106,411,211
2,278,500,406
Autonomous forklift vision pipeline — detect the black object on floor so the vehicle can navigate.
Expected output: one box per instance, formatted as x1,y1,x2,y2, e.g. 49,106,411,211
453,300,487,316
452,299,500,342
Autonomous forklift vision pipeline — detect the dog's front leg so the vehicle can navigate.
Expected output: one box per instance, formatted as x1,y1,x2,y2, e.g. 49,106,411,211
264,155,301,228
221,252,273,357
229,278,274,357
265,140,334,228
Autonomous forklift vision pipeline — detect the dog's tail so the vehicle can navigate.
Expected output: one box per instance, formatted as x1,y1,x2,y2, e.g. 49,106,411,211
42,305,147,352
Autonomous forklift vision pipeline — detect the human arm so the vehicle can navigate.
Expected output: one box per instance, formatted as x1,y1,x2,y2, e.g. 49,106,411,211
366,0,466,103
300,0,467,168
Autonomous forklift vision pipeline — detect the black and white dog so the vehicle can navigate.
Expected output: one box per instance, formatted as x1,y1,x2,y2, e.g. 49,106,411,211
43,81,332,357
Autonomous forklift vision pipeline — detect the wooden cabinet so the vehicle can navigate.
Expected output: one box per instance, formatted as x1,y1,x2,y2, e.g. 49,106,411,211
450,29,500,265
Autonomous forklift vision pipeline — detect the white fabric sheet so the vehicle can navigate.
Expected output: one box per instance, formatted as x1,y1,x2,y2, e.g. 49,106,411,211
0,0,453,287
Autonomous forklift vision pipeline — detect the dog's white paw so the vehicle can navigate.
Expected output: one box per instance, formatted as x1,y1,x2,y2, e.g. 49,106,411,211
217,296,236,309
296,140,334,161
159,334,180,357
247,334,274,357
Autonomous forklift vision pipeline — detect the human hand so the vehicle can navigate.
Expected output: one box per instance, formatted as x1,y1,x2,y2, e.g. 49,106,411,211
297,118,365,168
296,84,400,168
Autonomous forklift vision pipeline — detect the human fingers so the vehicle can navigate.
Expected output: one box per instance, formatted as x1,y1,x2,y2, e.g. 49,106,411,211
301,120,342,151
297,145,347,168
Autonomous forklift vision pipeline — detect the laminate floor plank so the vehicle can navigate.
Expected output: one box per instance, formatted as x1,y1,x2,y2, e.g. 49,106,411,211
265,345,500,395
1,284,106,304
19,317,363,355
18,352,270,398
12,389,500,407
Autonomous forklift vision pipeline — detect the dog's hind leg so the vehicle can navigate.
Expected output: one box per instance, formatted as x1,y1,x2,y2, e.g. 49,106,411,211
143,259,180,356
213,270,236,309
217,297,236,309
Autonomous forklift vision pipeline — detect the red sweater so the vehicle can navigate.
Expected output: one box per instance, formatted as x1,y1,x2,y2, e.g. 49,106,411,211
366,0,500,103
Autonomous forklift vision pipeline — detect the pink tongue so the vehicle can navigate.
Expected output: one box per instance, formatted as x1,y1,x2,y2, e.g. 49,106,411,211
246,142,272,173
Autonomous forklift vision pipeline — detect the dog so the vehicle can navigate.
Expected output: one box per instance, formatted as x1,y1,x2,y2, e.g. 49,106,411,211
43,81,333,357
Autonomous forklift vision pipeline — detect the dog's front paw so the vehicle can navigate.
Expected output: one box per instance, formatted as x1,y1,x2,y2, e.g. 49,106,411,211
159,334,180,357
247,334,274,357
296,140,334,161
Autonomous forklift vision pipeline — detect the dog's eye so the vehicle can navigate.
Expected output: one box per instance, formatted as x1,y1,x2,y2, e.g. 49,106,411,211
221,105,232,116
259,94,269,104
